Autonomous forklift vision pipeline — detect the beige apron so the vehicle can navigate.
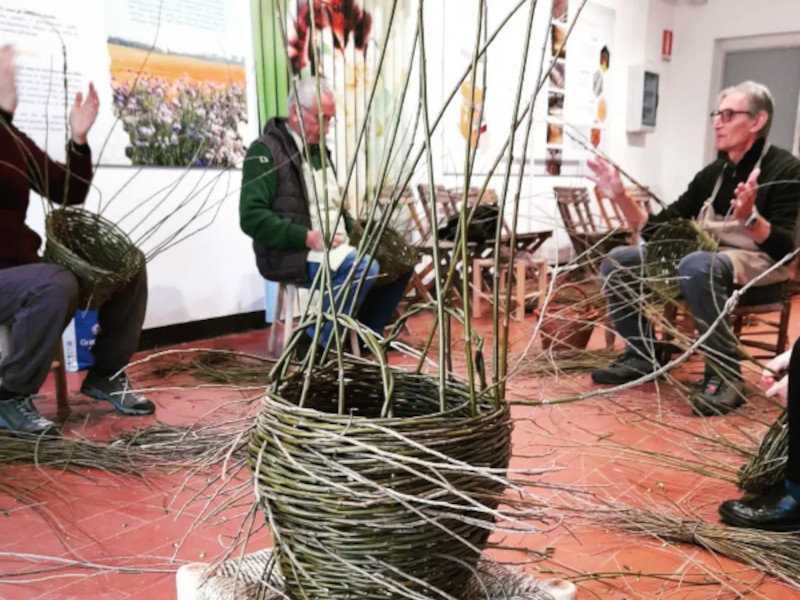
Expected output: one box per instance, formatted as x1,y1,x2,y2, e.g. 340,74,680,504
696,143,789,287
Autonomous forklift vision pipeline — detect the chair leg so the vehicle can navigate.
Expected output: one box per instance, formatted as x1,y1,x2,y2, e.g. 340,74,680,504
515,259,526,322
53,344,70,421
267,284,284,354
472,259,483,318
282,285,297,353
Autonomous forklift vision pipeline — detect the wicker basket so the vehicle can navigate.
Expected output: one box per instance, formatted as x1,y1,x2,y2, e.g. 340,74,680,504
350,219,418,286
43,207,144,310
737,408,787,493
643,219,717,301
247,360,512,600
539,284,599,352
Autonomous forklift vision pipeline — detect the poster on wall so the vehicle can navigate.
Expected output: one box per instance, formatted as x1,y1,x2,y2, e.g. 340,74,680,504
104,0,249,167
534,0,615,176
281,0,417,208
0,0,254,167
0,0,96,160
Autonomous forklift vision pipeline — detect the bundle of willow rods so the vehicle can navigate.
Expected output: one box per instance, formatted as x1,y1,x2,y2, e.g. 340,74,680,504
643,219,717,301
350,219,419,285
0,421,249,473
148,350,275,385
600,507,800,583
247,360,513,600
738,409,788,493
44,207,144,309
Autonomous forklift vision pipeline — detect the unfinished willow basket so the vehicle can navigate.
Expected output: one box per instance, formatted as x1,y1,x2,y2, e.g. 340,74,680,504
247,360,512,600
643,219,717,301
43,207,144,310
350,220,418,286
738,408,788,493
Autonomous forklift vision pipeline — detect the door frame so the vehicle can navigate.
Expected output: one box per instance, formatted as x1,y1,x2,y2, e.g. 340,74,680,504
707,32,800,162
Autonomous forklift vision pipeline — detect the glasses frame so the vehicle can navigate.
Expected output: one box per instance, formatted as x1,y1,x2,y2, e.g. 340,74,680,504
710,109,753,123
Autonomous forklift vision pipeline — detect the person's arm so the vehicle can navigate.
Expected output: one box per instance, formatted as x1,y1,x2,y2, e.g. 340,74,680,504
239,142,309,249
0,45,94,206
587,156,648,230
747,155,800,262
640,163,717,239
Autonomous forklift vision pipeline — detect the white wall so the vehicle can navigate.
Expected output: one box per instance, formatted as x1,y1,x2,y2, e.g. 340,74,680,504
659,0,800,203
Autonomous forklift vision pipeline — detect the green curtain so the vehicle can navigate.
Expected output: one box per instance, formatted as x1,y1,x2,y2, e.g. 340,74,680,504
250,0,289,129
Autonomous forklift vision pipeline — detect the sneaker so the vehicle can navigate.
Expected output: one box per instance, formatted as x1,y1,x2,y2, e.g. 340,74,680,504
81,371,155,416
0,396,59,436
590,350,662,385
690,374,744,416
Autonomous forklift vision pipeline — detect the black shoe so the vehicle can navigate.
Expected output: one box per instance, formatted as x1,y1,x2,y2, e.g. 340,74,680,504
0,396,59,436
690,374,744,416
81,371,155,416
719,484,800,531
590,350,661,385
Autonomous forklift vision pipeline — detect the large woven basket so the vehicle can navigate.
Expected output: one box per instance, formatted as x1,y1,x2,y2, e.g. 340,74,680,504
539,284,599,352
350,220,418,286
643,219,717,301
247,360,512,600
43,208,144,310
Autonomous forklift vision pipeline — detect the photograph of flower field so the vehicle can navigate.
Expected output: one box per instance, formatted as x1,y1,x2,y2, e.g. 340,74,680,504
108,41,248,167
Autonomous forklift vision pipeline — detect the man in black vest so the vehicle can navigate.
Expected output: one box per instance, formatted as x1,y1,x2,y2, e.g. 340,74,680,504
239,77,411,356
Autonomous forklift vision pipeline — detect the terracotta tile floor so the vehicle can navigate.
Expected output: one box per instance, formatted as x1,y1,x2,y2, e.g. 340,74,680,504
1,300,799,599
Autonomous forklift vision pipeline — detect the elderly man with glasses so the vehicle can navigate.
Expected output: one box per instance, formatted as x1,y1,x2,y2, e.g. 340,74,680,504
239,77,412,359
588,81,800,416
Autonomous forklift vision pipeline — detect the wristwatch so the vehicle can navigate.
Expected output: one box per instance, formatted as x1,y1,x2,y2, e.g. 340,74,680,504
744,206,759,229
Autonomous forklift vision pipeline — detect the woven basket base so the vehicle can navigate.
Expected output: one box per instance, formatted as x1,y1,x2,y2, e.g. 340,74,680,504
193,549,557,600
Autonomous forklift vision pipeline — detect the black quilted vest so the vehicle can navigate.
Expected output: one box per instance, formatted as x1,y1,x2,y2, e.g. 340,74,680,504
252,118,312,283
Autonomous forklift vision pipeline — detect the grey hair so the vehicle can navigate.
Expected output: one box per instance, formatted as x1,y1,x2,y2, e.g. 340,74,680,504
288,77,335,112
719,81,774,138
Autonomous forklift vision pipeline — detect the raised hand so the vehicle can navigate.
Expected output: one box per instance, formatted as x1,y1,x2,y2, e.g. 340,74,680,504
69,82,99,145
587,155,625,200
731,167,760,222
762,346,791,400
0,45,18,114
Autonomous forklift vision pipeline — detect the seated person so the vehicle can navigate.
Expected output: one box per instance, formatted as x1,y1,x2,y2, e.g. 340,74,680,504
718,339,800,531
239,77,411,356
0,46,153,436
588,81,800,416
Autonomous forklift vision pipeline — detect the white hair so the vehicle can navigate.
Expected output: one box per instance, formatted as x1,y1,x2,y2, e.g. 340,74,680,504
288,77,335,112
719,81,774,138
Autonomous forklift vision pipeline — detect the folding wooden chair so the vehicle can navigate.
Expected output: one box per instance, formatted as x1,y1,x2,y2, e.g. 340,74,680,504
448,187,552,320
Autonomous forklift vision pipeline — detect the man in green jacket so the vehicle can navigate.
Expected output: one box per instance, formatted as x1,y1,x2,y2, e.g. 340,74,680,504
240,77,411,356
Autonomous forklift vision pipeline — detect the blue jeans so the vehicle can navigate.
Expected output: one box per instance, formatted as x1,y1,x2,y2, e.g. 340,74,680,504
306,251,412,347
600,245,741,376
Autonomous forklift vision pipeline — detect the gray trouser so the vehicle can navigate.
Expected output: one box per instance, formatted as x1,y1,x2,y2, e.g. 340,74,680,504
0,263,148,395
600,245,741,376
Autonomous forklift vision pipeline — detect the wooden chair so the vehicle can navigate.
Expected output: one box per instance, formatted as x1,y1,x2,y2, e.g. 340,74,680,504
267,282,360,358
412,184,477,306
555,186,638,277
0,323,69,420
448,187,551,319
659,268,798,363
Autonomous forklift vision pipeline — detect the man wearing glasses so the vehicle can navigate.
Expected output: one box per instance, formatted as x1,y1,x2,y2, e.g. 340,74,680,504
588,81,800,416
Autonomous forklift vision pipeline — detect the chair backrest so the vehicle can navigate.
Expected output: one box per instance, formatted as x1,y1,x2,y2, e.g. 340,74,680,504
554,186,603,237
449,186,512,238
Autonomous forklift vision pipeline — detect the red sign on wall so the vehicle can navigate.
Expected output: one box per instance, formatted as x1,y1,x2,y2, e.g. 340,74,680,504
662,30,673,61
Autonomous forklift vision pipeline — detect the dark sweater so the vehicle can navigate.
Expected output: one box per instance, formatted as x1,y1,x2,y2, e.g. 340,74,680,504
0,110,93,270
644,138,800,262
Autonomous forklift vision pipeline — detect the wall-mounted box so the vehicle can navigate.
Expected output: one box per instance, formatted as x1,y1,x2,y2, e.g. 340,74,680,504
626,65,660,133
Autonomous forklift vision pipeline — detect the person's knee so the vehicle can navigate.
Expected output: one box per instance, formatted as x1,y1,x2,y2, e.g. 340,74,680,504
32,265,78,306
364,256,381,283
600,245,640,280
677,252,715,280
